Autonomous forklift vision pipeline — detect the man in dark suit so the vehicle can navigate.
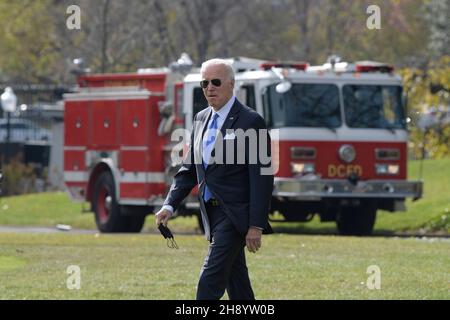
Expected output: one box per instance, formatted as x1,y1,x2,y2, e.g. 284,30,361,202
155,58,273,300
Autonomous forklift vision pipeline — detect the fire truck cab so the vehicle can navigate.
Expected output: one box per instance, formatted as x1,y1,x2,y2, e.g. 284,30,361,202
63,55,422,235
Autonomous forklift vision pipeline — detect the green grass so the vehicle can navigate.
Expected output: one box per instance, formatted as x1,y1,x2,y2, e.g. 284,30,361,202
0,159,448,300
0,232,448,299
0,191,95,229
0,159,448,234
374,158,450,233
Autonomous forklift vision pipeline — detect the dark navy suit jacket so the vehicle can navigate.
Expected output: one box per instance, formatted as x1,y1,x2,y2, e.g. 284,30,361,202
164,99,274,240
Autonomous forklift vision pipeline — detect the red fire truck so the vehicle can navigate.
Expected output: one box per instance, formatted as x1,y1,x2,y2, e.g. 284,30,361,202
63,55,423,235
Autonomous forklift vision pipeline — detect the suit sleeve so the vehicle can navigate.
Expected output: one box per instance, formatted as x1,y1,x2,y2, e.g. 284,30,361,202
247,115,274,229
163,119,198,212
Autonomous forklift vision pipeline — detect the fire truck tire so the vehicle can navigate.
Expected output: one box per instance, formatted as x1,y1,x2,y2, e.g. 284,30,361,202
336,202,377,236
120,205,148,233
123,214,146,232
92,172,145,233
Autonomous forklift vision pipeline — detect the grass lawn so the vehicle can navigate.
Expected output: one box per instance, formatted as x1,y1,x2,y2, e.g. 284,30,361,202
0,232,448,299
0,159,448,300
0,191,95,229
0,159,448,235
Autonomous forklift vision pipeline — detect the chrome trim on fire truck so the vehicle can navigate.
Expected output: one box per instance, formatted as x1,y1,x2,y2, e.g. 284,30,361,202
86,151,118,168
185,202,201,209
275,127,408,142
273,177,423,200
79,86,142,91
147,172,165,183
120,172,146,183
63,89,151,101
120,172,165,183
119,199,149,206
64,171,88,182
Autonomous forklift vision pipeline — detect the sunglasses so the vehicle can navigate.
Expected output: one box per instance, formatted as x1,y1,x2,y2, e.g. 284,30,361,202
200,78,222,89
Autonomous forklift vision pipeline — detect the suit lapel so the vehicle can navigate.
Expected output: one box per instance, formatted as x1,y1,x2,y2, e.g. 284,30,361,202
206,99,242,172
219,99,241,137
191,108,210,179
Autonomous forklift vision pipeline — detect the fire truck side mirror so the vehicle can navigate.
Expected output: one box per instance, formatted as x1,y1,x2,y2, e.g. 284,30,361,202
158,115,175,136
276,81,292,94
158,101,173,118
158,101,175,136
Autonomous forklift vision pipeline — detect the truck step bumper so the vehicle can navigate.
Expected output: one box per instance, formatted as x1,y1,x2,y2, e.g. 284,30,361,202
273,178,423,201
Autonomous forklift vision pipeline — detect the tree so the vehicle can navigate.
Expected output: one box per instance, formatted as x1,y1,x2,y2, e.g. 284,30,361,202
0,0,446,86
424,0,450,58
0,0,61,83
401,56,450,159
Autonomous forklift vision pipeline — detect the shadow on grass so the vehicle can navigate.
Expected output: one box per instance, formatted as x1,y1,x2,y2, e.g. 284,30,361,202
271,224,337,235
154,215,447,238
271,222,398,237
270,225,450,238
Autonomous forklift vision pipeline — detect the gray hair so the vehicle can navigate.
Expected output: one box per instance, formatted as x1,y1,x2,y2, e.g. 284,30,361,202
200,58,235,81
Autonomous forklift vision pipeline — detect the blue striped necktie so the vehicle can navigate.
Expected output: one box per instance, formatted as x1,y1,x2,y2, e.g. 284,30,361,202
203,113,219,202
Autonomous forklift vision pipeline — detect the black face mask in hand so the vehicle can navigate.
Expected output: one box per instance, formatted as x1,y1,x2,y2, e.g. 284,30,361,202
158,224,179,249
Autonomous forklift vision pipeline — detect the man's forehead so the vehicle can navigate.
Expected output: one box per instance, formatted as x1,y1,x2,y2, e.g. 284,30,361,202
202,64,226,77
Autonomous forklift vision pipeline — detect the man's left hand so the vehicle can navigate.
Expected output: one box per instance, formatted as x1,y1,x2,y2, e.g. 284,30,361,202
246,227,263,253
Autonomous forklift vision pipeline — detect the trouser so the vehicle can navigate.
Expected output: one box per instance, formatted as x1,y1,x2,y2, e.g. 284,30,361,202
196,201,255,300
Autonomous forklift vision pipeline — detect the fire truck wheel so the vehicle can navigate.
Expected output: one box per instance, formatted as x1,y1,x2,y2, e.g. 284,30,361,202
336,202,377,236
120,206,147,233
92,172,145,232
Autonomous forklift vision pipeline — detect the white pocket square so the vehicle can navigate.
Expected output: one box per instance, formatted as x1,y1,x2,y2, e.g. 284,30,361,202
223,133,236,140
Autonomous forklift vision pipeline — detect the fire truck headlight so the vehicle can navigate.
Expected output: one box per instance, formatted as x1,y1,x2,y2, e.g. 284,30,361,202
375,164,399,175
291,147,316,159
291,162,315,174
339,144,356,163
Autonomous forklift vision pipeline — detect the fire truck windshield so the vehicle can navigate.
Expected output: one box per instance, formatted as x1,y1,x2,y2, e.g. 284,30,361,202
262,83,341,129
343,85,406,129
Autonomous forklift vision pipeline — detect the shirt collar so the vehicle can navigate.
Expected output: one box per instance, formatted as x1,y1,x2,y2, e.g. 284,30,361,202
210,95,235,120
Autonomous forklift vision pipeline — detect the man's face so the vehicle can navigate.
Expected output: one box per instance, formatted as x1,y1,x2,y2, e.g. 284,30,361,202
201,64,234,110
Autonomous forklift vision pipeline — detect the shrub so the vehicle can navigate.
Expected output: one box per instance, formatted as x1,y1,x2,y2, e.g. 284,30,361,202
1,159,48,196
